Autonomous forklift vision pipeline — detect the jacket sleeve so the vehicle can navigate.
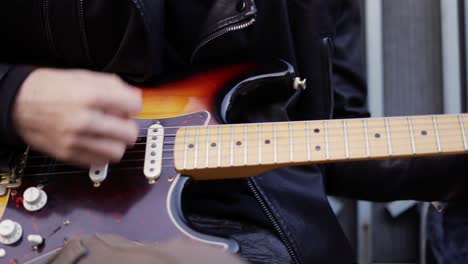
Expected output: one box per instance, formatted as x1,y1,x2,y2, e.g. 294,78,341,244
0,64,35,149
330,0,369,120
324,1,468,202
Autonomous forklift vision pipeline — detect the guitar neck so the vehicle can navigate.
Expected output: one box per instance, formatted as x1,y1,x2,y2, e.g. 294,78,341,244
174,113,468,180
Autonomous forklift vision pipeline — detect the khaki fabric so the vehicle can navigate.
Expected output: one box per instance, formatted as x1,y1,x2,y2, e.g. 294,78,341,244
45,234,247,264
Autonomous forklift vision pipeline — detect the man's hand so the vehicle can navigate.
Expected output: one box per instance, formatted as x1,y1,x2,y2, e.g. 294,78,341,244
12,68,142,167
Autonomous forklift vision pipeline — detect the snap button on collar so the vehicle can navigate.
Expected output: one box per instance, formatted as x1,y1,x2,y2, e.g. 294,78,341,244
237,1,247,12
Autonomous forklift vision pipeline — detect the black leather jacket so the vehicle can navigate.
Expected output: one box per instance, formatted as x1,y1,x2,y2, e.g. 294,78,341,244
1,1,467,263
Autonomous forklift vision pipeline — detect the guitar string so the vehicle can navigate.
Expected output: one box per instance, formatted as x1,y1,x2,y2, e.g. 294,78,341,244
136,128,467,146
136,122,466,139
24,150,468,177
25,137,468,171
24,138,468,178
24,120,468,172
27,128,468,160
24,137,465,168
25,167,151,177
125,121,468,142
18,114,468,175
134,116,468,131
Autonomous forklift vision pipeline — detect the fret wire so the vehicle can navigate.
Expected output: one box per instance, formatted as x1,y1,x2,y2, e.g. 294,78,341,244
343,120,350,159
289,123,294,162
183,128,188,169
218,126,222,167
194,127,200,168
384,118,393,156
407,117,416,154
205,126,210,168
306,121,311,161
363,119,371,157
244,125,248,165
458,115,468,150
230,126,234,166
258,123,263,165
432,116,442,153
324,121,330,160
273,123,278,163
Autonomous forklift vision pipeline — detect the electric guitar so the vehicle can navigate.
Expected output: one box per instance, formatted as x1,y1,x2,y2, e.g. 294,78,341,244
0,60,467,263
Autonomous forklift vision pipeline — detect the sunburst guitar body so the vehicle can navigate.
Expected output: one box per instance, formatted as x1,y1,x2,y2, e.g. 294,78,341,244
0,60,299,263
2,60,468,263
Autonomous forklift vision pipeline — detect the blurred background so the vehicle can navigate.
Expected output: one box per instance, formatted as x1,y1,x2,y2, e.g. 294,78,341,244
334,1,467,263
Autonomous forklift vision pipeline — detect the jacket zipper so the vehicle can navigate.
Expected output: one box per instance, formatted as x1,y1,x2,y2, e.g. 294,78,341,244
247,179,301,264
190,17,256,63
42,0,59,58
78,0,94,67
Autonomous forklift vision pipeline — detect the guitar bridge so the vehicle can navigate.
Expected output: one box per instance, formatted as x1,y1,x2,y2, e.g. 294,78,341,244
0,148,28,191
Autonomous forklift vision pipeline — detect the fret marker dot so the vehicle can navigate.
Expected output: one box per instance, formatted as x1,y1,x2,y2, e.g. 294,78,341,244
188,144,195,149
265,140,271,145
153,129,158,133
314,128,320,133
151,160,155,164
152,143,156,148
151,151,156,156
315,145,321,151
94,170,100,175
152,136,157,140
421,130,428,136
211,143,217,147
374,133,381,139
236,141,242,146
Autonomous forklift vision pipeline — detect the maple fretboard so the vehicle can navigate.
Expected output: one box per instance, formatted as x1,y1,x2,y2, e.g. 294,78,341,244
174,114,468,180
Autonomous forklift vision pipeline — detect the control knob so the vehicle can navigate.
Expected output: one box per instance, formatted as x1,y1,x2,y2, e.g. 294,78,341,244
0,220,22,245
23,187,47,212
